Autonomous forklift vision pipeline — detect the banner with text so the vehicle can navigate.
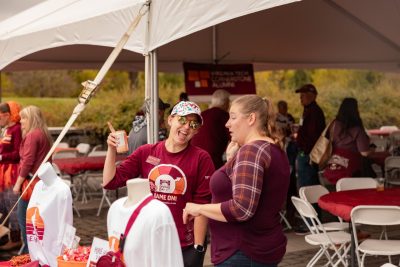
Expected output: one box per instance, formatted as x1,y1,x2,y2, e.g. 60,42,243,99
184,63,256,95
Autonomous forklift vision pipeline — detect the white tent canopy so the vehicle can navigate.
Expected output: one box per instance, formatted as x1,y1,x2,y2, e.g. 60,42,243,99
1,0,400,73
0,0,298,71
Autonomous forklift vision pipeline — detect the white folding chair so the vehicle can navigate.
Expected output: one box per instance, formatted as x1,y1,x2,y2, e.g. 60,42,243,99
336,177,377,192
351,205,400,267
299,185,348,231
371,137,389,152
291,196,351,267
57,142,70,148
389,131,400,156
76,143,91,156
385,156,400,186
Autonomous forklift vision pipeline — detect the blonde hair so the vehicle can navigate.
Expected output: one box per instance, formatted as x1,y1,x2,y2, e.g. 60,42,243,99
232,95,284,149
20,105,53,145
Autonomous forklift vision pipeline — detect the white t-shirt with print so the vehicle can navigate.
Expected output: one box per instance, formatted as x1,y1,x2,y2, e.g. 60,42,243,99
107,195,183,267
27,179,73,267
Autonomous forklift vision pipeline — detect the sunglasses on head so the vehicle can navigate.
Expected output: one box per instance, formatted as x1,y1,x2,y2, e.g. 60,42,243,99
177,116,201,129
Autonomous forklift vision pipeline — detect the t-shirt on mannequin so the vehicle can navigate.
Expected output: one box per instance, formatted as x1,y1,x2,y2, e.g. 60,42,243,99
27,162,73,267
107,178,183,267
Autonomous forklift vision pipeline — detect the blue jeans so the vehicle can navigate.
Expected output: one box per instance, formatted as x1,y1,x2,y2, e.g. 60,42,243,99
216,251,277,267
17,199,29,254
296,152,319,188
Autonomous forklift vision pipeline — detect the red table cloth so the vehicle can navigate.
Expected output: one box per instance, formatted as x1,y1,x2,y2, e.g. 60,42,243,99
54,155,126,176
318,188,400,221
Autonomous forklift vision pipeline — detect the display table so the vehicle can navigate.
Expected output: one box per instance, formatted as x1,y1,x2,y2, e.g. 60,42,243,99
54,155,126,176
318,188,400,222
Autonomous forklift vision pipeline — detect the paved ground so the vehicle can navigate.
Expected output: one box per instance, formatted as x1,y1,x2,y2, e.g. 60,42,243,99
1,197,400,266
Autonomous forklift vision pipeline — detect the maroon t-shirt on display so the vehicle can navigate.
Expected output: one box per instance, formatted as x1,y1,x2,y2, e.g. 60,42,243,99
104,141,215,247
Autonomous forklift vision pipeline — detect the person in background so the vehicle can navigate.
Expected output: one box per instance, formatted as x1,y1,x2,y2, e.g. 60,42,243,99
0,102,22,250
184,95,290,267
191,89,230,169
128,98,170,154
294,84,325,234
275,100,295,138
103,101,215,267
179,92,189,102
323,97,370,184
12,106,52,254
275,100,298,226
295,84,325,188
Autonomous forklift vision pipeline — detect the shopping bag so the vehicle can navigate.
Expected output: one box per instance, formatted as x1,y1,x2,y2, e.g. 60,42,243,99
310,122,334,168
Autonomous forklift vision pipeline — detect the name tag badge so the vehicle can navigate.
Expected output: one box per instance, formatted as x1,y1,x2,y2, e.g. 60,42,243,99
299,118,304,126
146,155,161,166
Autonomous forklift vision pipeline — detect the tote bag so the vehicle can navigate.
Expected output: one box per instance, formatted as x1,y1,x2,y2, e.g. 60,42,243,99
310,121,335,168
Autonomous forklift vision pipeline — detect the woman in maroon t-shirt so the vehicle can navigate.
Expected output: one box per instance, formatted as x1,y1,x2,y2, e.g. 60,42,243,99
323,98,370,185
184,95,290,267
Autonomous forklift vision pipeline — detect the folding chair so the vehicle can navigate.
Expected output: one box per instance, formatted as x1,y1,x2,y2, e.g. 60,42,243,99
385,156,400,186
336,177,377,192
76,143,91,156
299,185,348,231
351,205,400,267
291,196,351,267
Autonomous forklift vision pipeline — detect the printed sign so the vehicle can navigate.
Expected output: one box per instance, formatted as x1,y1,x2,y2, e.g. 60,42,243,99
184,62,256,95
86,237,110,267
61,224,76,251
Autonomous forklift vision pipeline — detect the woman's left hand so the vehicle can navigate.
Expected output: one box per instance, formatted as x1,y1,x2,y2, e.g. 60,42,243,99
12,183,21,195
183,202,201,224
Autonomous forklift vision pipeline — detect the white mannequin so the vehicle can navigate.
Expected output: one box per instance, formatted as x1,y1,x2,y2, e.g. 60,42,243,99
37,162,59,186
124,179,151,207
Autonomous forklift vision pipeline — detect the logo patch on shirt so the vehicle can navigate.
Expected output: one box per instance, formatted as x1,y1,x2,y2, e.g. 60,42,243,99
146,155,161,166
148,164,187,204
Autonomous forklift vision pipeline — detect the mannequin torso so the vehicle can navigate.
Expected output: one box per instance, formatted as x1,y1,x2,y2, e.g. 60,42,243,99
37,162,58,187
124,178,151,208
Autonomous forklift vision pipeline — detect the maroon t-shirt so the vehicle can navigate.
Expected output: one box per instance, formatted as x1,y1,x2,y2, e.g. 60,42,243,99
19,129,51,178
191,107,230,169
104,141,215,247
209,141,289,265
0,123,22,164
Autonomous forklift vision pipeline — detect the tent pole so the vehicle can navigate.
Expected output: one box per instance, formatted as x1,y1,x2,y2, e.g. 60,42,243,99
212,26,217,64
145,53,152,144
151,49,159,144
0,71,2,102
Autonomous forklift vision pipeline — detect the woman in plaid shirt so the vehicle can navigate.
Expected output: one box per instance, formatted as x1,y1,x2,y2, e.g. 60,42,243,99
184,95,290,267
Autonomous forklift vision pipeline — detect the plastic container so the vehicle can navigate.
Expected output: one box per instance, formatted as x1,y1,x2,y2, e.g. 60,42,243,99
115,130,128,154
57,256,87,267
